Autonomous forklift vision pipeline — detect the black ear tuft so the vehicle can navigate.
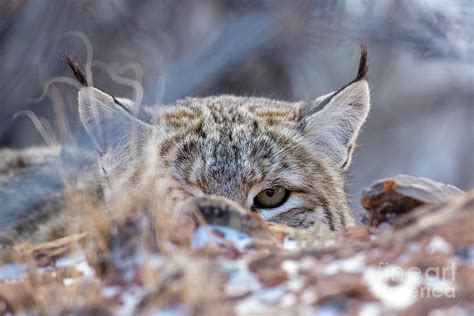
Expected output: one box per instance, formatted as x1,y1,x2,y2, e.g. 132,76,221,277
64,52,88,87
355,43,368,81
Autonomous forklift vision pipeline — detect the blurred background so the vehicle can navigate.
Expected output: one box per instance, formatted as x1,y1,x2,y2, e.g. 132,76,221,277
0,0,473,214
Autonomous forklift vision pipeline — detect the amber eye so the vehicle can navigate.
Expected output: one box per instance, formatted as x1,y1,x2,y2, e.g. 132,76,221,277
253,187,290,208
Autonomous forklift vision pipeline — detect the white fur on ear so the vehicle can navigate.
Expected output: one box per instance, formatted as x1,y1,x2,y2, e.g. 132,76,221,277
303,80,370,169
78,87,152,154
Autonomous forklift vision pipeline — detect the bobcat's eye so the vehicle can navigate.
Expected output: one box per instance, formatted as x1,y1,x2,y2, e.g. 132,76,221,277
253,187,290,208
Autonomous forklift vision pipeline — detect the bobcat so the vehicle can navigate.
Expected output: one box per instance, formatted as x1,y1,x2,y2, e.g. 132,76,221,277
0,47,370,245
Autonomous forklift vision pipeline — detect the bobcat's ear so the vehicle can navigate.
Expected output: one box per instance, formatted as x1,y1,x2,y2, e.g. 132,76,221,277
300,48,370,170
78,87,152,155
65,53,153,155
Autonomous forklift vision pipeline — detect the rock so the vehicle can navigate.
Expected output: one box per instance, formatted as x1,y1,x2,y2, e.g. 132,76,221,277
388,189,474,245
361,175,464,226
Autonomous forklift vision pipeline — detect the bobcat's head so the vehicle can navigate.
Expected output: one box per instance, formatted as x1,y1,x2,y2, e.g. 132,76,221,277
69,47,370,230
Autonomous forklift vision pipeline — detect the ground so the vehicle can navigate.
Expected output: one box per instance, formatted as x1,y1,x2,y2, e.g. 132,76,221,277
0,175,473,315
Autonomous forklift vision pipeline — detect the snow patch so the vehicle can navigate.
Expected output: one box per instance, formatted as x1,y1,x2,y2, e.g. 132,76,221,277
425,276,457,294
280,293,296,307
63,278,76,286
426,236,452,255
0,262,28,280
192,225,252,251
225,259,261,297
56,251,95,278
363,266,421,310
235,284,288,315
300,288,318,304
281,260,299,276
282,235,299,250
115,286,146,315
324,254,365,275
101,286,121,298
358,302,382,316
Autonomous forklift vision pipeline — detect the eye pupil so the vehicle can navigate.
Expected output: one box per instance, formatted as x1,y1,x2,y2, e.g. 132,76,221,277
253,187,290,209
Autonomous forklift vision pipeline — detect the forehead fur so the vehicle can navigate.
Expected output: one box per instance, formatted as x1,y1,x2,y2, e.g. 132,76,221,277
155,95,336,205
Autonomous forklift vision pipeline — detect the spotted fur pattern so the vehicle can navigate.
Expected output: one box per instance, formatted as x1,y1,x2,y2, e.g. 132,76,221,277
78,48,370,231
